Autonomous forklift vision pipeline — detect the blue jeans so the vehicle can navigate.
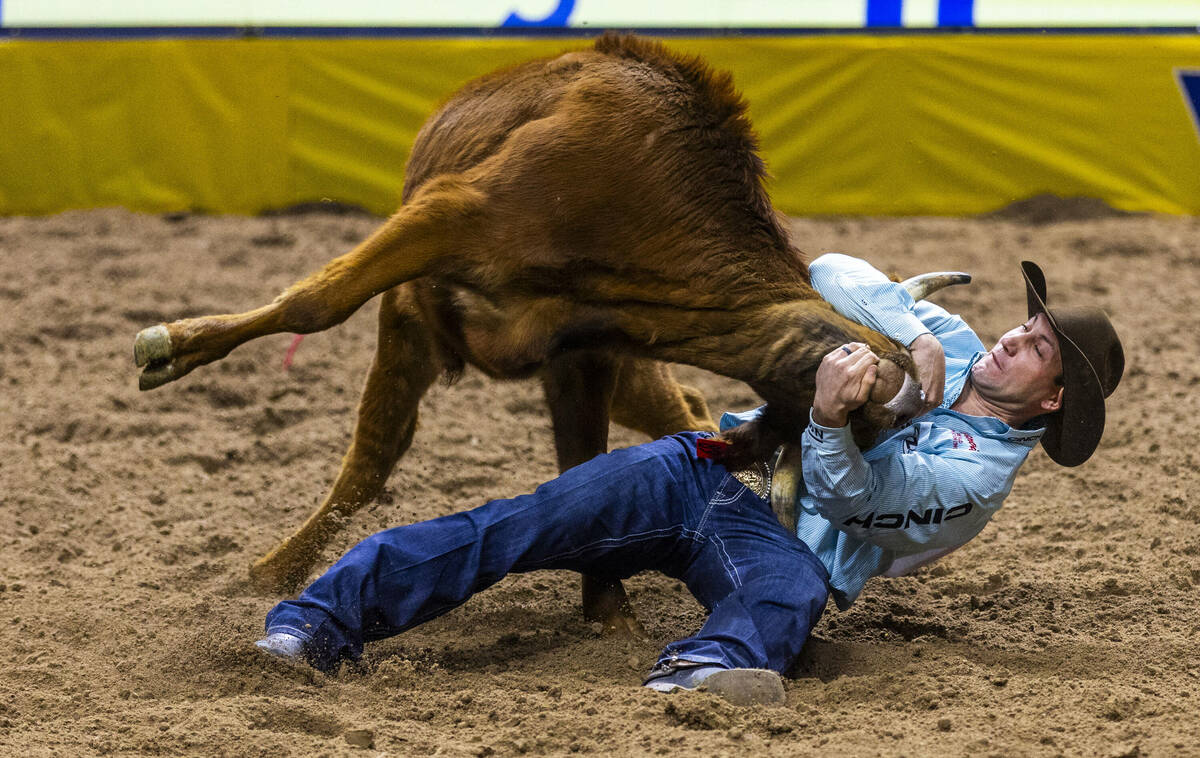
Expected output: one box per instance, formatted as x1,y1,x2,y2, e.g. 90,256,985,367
265,432,831,674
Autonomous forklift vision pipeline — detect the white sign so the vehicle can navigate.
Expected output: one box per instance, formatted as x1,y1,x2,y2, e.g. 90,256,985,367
2,0,1198,28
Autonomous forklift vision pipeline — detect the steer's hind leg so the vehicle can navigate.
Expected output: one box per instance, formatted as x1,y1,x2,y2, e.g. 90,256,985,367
610,358,717,439
134,177,483,390
249,285,444,593
540,352,648,637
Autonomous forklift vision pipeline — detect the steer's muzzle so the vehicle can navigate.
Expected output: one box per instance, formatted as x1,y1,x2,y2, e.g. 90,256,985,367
860,355,919,432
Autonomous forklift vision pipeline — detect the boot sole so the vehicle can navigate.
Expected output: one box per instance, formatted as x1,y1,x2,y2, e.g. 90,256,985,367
702,668,785,706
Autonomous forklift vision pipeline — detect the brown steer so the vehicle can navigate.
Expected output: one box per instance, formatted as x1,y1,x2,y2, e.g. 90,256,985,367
134,35,934,634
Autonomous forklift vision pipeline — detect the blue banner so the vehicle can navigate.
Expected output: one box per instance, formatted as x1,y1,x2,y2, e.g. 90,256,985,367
866,0,902,27
1179,71,1200,141
939,0,975,27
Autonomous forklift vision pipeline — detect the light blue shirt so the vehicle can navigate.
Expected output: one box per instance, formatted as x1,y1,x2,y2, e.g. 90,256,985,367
720,254,1043,610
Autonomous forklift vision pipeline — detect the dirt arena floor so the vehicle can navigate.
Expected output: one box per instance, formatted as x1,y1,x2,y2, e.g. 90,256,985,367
2,201,1198,757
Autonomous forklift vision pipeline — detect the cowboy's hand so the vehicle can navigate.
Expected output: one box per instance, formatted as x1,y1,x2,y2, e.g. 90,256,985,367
812,343,879,428
908,333,945,414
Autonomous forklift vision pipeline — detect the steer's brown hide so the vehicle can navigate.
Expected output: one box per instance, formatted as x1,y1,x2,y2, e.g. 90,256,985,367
133,35,920,634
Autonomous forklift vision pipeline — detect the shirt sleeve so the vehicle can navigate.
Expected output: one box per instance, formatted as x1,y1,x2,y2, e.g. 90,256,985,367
800,413,1002,552
808,253,972,349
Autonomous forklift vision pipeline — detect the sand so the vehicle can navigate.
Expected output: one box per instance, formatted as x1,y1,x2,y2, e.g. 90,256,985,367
1,202,1197,757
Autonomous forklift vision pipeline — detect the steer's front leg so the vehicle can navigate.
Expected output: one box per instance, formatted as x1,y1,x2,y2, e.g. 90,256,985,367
542,352,648,638
248,286,444,593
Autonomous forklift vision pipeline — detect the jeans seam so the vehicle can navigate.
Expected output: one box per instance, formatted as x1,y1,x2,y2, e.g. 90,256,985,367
707,532,742,588
691,474,750,588
516,525,700,570
694,474,735,534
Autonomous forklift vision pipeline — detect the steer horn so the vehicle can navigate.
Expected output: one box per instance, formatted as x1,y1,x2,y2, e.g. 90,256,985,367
900,271,971,302
769,269,971,526
769,444,805,533
880,270,971,427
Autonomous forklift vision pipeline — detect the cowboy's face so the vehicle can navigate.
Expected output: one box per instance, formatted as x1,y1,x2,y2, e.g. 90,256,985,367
971,312,1064,415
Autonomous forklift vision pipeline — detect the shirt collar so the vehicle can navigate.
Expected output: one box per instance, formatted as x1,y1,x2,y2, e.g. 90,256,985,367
941,351,982,409
875,351,1046,449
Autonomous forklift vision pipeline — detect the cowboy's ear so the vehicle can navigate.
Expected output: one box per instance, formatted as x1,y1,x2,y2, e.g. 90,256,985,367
1040,386,1064,413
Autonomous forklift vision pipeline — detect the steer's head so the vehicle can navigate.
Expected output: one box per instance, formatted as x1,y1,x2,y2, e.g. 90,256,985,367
847,271,972,446
718,270,970,467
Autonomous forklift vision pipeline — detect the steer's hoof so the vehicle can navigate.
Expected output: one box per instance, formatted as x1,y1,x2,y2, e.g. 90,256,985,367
133,325,176,390
249,555,308,595
593,608,648,640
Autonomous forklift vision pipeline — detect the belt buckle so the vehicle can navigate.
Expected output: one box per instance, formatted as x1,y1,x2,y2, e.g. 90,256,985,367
729,459,771,499
727,445,803,535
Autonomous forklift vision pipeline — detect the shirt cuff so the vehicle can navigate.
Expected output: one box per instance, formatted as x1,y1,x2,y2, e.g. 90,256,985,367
804,409,857,447
874,310,933,350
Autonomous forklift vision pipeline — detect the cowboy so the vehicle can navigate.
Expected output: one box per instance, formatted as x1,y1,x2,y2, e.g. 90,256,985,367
254,254,1123,705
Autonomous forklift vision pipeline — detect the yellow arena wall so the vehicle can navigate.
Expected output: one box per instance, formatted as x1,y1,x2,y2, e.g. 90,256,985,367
3,35,1200,217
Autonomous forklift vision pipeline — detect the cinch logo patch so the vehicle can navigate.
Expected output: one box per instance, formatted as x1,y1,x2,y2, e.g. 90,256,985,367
844,503,973,529
1178,70,1200,142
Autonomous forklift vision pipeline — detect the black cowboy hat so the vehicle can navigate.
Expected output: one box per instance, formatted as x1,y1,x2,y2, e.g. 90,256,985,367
1020,261,1124,467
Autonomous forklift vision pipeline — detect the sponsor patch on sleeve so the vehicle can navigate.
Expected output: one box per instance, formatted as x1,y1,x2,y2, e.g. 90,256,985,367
950,430,977,451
